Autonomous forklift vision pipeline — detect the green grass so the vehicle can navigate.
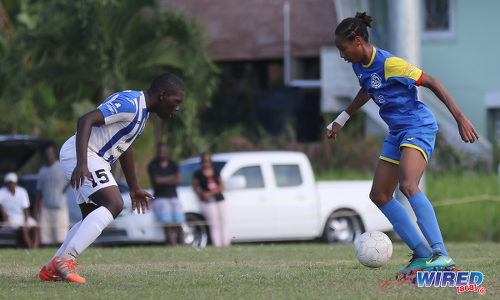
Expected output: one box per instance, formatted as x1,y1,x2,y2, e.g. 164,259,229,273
316,169,500,241
0,243,499,299
427,172,500,242
427,172,498,200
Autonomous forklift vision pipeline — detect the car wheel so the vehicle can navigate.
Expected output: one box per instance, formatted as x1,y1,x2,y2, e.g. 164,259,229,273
183,214,209,248
322,210,363,244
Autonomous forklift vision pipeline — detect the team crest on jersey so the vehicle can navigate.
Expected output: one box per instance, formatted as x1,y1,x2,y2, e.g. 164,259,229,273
106,102,122,114
376,95,386,104
371,73,382,89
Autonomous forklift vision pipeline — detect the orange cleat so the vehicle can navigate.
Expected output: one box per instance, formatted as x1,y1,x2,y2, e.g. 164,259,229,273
49,256,86,283
39,264,62,281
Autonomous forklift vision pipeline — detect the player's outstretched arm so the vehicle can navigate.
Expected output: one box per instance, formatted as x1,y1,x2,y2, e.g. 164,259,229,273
72,110,105,190
326,88,371,140
119,146,153,214
420,74,479,143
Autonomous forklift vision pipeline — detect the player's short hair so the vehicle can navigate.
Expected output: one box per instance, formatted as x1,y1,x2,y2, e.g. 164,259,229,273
335,12,373,42
42,141,58,153
156,142,168,151
150,73,184,96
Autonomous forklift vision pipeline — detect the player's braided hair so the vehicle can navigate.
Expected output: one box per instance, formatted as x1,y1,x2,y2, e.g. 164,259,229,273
150,72,185,95
335,12,373,42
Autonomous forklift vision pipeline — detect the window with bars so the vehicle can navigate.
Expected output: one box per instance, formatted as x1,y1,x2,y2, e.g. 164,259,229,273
422,0,455,39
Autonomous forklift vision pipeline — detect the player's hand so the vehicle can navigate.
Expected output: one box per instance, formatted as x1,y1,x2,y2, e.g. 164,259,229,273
457,116,479,143
326,122,342,140
201,191,211,202
71,164,93,190
130,188,153,214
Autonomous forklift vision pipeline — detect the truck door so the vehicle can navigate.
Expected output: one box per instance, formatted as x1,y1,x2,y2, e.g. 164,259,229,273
268,164,318,238
224,165,271,240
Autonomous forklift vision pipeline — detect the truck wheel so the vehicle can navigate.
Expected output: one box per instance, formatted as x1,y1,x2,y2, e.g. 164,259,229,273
322,210,363,244
183,214,209,248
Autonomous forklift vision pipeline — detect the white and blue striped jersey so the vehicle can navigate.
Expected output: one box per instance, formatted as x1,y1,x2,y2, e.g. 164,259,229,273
86,90,149,164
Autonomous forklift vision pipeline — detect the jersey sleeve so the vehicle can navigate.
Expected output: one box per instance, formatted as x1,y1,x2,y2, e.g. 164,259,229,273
384,57,423,86
98,93,138,124
20,188,30,208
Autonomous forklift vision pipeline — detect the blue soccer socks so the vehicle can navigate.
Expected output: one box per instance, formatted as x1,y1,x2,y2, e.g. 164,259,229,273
379,198,432,258
408,192,448,256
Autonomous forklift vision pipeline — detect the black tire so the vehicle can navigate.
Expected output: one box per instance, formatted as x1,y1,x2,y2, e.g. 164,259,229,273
184,214,209,248
322,210,363,244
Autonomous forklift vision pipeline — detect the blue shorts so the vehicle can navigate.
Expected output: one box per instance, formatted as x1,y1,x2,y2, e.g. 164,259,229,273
153,197,186,223
379,127,437,164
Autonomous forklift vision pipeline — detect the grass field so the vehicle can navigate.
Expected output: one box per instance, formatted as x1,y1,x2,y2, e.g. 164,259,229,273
1,242,499,299
317,170,500,242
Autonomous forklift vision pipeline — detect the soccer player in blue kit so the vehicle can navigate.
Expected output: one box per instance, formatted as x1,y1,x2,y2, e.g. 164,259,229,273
39,73,184,283
326,13,479,276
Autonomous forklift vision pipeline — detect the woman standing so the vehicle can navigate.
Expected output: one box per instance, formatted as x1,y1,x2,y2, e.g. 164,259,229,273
192,153,230,247
327,12,478,276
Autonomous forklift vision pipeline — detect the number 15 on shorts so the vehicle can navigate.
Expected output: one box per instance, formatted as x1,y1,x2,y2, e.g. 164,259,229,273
89,169,110,188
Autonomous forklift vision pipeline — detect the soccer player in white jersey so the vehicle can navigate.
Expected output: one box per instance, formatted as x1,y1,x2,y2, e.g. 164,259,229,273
39,73,184,283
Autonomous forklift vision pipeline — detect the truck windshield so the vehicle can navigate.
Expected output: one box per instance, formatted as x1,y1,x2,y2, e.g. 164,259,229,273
179,161,226,187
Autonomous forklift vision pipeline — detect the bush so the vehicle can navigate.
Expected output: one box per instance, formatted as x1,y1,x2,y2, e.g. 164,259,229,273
427,172,500,242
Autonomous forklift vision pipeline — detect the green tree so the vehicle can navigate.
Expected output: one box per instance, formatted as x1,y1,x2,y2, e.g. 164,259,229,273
0,0,218,157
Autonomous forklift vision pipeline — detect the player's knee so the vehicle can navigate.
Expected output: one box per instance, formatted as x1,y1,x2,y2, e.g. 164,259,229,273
106,198,124,219
369,190,388,207
398,181,419,198
113,198,124,218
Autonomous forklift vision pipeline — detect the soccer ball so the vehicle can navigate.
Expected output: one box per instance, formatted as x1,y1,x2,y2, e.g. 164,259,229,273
354,231,392,268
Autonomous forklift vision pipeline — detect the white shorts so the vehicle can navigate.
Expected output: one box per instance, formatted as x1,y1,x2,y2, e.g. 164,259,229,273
60,136,118,205
7,215,38,229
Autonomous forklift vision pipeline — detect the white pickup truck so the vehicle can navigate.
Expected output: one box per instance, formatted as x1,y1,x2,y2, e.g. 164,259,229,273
94,151,392,247
176,151,392,247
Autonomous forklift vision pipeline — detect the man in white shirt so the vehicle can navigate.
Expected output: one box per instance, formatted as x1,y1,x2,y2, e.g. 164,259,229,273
0,172,39,249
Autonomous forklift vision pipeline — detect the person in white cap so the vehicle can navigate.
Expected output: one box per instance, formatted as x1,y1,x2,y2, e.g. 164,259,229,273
0,172,40,249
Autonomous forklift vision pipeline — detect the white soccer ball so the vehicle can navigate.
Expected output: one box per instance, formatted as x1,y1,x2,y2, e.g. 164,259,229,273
354,231,393,268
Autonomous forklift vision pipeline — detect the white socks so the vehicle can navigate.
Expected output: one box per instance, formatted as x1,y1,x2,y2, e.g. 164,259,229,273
50,220,82,263
58,206,114,261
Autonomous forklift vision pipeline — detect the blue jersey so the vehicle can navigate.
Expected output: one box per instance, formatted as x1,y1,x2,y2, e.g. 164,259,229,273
85,90,149,164
352,47,438,133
